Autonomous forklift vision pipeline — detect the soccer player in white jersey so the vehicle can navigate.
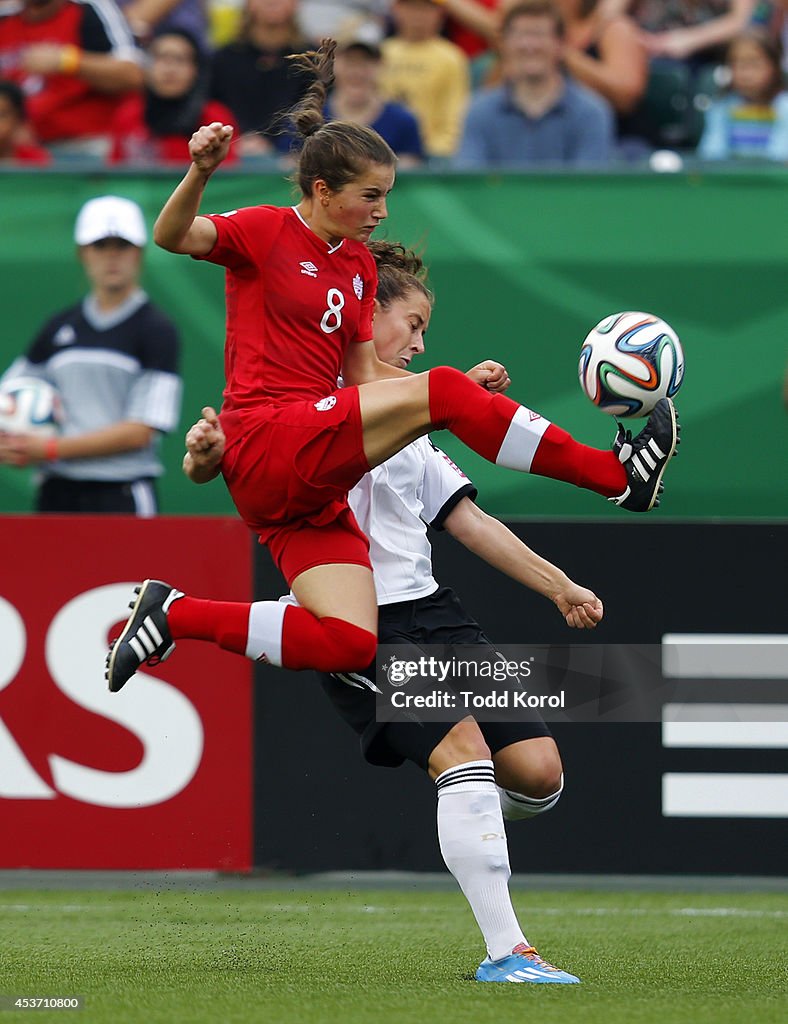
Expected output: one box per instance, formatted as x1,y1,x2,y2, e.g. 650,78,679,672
184,241,601,984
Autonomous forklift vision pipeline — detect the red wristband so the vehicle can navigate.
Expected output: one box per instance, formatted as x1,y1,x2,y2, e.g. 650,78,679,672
44,437,59,461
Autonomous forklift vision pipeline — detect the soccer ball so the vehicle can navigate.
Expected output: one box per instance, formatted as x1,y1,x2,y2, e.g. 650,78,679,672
578,312,684,418
0,377,64,437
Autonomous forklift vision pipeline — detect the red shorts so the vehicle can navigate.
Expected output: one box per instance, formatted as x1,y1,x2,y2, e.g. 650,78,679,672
219,387,372,585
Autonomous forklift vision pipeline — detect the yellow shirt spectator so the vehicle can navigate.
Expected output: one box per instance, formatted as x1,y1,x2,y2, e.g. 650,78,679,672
381,1,471,158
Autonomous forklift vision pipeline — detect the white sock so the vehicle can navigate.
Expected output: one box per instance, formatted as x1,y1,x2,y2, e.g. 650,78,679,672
498,773,564,821
436,760,527,962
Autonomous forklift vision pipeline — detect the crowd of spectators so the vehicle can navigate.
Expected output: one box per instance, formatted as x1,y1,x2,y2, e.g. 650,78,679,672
0,0,786,168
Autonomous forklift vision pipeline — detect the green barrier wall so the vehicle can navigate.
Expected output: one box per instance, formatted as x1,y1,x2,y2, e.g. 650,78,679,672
1,170,786,518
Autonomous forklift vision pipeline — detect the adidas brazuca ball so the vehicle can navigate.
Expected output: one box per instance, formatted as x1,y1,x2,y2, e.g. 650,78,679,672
578,312,684,418
0,377,64,438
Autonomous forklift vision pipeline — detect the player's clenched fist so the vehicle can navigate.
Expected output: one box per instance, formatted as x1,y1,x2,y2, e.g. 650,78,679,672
189,123,233,175
183,406,226,484
466,360,511,393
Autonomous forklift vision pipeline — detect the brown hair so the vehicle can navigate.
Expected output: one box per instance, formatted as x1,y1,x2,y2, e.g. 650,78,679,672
727,29,785,102
369,240,434,309
501,0,565,38
287,40,396,197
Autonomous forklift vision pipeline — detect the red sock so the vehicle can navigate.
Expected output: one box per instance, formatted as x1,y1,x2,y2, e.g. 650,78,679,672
530,424,626,497
168,597,251,655
281,608,377,672
428,365,518,461
169,597,377,673
428,366,626,497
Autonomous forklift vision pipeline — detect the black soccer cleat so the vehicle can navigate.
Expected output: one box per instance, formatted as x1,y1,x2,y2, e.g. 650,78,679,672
609,398,680,512
106,579,183,692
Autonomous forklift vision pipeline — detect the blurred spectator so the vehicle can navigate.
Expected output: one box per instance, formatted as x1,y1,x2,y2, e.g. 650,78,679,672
326,38,424,165
772,0,788,71
603,1,758,65
117,0,209,49
442,0,501,58
0,196,182,515
210,0,314,156
698,28,788,158
108,28,238,165
0,0,143,156
557,0,648,115
297,0,388,43
380,0,471,158
455,0,614,167
0,78,51,163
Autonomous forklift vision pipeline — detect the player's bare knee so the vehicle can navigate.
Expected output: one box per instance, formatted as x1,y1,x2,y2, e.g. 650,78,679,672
495,738,563,799
428,718,491,778
523,765,563,799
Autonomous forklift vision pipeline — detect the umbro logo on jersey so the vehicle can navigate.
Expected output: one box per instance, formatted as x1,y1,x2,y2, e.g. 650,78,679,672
353,274,363,300
314,395,337,412
300,261,319,278
528,410,541,422
53,325,77,347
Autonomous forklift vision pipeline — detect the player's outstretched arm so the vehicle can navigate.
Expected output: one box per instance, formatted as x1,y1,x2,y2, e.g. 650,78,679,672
183,406,225,484
443,497,604,629
153,123,232,255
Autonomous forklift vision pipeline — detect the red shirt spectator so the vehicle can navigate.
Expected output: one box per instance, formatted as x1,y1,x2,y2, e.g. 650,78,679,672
7,139,50,162
0,0,142,146
0,77,50,162
109,94,238,164
109,29,238,165
445,0,501,58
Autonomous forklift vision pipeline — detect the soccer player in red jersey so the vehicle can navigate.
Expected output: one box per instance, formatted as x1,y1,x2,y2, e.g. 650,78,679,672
106,39,679,692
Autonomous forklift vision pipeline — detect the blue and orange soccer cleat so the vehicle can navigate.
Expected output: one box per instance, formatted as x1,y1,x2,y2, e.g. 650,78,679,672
475,943,581,984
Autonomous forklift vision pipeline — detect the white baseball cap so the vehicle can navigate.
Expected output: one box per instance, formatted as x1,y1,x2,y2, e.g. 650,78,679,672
74,195,147,247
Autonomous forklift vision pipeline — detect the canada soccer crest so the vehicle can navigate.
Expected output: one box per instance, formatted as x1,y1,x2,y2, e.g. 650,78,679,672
353,274,363,300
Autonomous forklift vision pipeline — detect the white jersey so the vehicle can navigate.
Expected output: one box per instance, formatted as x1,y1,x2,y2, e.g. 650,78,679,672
348,436,476,605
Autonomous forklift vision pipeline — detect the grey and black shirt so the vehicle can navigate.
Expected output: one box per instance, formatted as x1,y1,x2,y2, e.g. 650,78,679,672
1,289,182,483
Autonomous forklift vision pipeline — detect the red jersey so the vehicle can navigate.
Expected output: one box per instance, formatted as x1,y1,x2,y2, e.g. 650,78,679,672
108,95,239,166
0,0,139,143
200,205,376,419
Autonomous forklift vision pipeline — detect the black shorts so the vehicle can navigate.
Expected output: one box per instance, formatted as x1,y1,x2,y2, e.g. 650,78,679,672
318,586,551,772
36,476,158,515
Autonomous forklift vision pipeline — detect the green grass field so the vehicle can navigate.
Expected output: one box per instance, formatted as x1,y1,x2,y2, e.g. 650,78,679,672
1,887,786,1024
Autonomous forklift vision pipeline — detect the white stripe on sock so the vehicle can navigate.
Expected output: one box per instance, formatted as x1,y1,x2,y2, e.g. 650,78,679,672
495,406,551,473
245,601,287,666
